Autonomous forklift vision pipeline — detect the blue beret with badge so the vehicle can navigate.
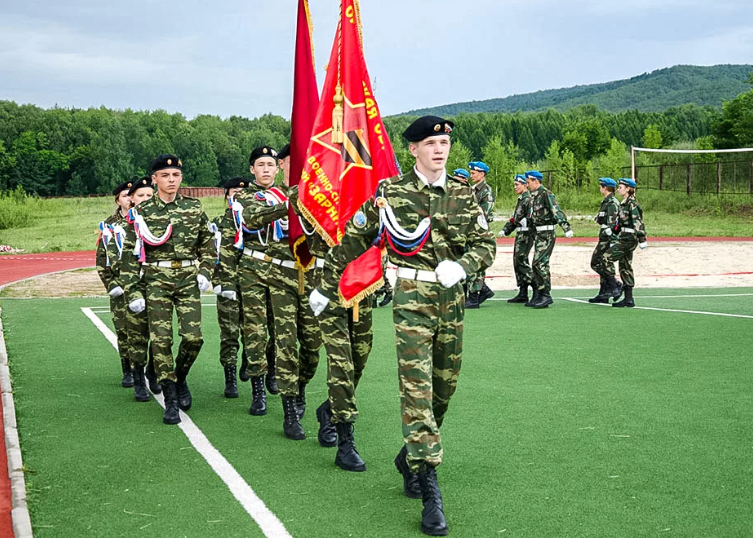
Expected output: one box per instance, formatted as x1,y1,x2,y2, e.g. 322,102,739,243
618,178,637,188
151,154,183,173
403,115,454,142
525,170,543,181
514,174,527,185
468,161,489,173
598,177,617,188
452,168,470,179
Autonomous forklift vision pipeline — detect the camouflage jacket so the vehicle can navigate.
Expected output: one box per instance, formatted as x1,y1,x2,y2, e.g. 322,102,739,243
528,186,571,232
120,193,214,301
232,181,288,253
265,184,296,262
596,194,620,238
473,180,494,221
211,212,240,289
502,191,533,236
617,196,647,241
96,210,127,293
319,169,496,300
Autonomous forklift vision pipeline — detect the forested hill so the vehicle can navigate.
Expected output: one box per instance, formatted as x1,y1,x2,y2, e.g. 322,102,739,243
404,64,751,116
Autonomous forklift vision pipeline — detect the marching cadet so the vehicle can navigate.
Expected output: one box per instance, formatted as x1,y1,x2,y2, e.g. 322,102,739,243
465,161,495,308
525,170,573,309
499,174,535,303
605,178,647,308
212,177,250,398
121,155,215,425
588,178,622,304
451,168,469,185
310,116,496,536
96,181,133,388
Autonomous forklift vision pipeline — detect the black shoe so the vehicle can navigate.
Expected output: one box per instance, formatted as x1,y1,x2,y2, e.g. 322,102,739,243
249,376,267,415
176,375,192,411
394,446,422,499
145,360,161,394
239,351,250,382
132,365,150,402
335,422,366,472
417,465,448,536
316,400,337,447
296,381,307,419
223,365,239,399
464,291,480,309
121,359,134,388
588,281,607,303
612,285,635,308
162,380,181,425
525,289,541,307
282,395,305,440
479,283,495,303
507,284,529,304
609,277,623,300
531,292,553,309
266,366,279,395
378,290,393,308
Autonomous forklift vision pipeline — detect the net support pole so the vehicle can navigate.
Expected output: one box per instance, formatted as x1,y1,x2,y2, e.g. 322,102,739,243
631,146,635,180
717,162,722,195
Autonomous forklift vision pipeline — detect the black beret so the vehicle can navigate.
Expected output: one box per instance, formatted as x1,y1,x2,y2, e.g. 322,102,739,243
249,146,278,166
151,154,182,173
127,176,153,196
223,177,250,190
403,115,454,142
277,144,291,160
112,181,132,196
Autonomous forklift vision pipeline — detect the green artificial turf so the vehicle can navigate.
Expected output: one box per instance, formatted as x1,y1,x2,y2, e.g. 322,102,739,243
1,289,752,537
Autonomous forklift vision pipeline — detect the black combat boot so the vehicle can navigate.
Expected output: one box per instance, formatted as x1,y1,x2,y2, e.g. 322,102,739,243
239,350,250,382
223,365,238,399
145,360,161,394
378,290,393,307
282,395,305,440
296,381,307,419
249,376,267,415
479,282,495,303
334,422,366,472
316,400,337,447
266,361,279,395
132,364,150,402
417,465,448,536
532,291,554,309
464,291,480,309
608,277,623,300
588,281,606,303
175,373,192,411
507,284,529,303
612,285,635,308
394,446,422,499
525,288,541,307
121,359,134,388
161,380,181,425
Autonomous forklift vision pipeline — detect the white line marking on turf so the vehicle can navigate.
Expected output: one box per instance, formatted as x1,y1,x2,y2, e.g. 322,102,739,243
561,298,753,319
569,293,753,300
80,307,292,538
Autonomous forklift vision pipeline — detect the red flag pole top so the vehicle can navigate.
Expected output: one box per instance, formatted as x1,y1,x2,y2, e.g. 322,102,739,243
298,0,399,248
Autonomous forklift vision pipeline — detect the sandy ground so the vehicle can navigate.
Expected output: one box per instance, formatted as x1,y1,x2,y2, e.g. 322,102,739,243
1,242,752,298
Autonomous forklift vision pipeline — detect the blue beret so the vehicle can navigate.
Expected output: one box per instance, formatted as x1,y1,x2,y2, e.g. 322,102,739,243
403,115,454,142
618,178,637,188
525,170,543,181
468,161,490,173
598,177,617,188
452,169,470,179
514,174,527,184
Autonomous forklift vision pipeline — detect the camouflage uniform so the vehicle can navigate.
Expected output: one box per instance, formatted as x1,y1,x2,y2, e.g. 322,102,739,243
469,180,495,293
502,190,535,287
121,194,214,383
591,193,620,283
320,169,496,471
212,213,243,368
528,185,571,294
604,196,646,287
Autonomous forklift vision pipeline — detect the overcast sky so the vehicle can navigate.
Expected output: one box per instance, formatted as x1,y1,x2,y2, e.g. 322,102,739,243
1,0,751,119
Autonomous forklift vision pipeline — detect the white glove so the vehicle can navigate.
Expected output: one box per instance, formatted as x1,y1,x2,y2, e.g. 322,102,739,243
498,230,507,237
213,285,222,296
108,286,124,298
565,230,574,238
520,218,527,229
604,228,612,237
197,274,211,292
435,260,467,289
129,298,146,313
309,289,331,317
221,290,238,301
639,241,648,250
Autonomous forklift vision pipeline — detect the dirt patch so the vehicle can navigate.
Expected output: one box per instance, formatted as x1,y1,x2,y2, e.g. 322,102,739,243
0,268,103,298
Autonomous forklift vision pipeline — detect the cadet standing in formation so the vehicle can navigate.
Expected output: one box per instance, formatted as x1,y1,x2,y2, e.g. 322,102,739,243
525,170,573,308
500,174,535,304
588,178,622,304
465,161,495,309
451,168,469,185
121,155,214,425
310,115,496,536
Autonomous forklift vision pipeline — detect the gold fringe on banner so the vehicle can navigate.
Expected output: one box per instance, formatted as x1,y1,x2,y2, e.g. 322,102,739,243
338,277,384,309
303,0,315,68
297,198,338,247
292,235,315,271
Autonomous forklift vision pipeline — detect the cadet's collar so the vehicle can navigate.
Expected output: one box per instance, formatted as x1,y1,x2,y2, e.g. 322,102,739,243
473,179,486,191
413,166,446,190
157,193,179,206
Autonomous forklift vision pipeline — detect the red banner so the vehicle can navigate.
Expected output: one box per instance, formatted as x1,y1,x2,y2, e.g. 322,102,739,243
298,0,398,248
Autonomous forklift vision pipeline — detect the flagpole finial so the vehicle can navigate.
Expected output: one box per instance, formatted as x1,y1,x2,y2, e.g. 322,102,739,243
332,84,345,144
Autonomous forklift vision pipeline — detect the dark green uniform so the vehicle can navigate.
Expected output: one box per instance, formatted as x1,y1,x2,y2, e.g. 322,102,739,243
502,190,535,287
320,170,496,471
528,185,571,294
604,196,646,287
469,180,494,293
212,213,244,368
591,194,619,284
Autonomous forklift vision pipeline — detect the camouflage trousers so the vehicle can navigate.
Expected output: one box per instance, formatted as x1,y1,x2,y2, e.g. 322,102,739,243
394,278,464,472
267,263,322,397
239,256,275,378
321,298,373,424
532,230,556,293
604,234,638,287
124,286,150,367
590,236,616,282
513,231,535,286
143,265,203,383
216,292,245,367
109,293,130,364
468,271,486,293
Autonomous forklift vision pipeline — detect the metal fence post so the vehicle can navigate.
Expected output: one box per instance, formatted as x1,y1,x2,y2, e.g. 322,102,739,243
659,165,663,191
717,162,722,195
687,164,692,196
